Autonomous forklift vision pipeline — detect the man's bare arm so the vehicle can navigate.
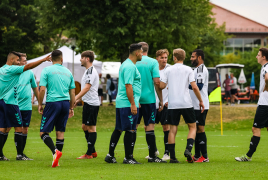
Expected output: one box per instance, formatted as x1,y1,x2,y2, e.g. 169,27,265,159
32,87,39,104
75,83,91,101
23,55,51,72
190,81,205,113
125,84,137,115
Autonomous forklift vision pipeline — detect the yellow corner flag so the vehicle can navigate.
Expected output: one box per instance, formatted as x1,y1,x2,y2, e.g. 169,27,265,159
208,87,223,135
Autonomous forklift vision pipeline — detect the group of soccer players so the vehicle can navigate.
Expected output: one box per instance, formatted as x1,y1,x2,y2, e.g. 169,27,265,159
1,43,268,167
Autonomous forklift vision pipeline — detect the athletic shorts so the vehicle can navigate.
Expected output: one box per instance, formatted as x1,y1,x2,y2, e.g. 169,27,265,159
40,101,70,132
194,110,208,126
115,107,139,131
98,89,103,96
155,106,168,125
231,89,237,95
167,108,196,126
0,100,22,128
253,105,268,128
225,91,231,98
137,103,156,126
82,102,99,126
21,110,32,127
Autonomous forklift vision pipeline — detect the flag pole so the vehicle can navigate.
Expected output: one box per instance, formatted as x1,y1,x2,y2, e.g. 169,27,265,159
220,99,223,135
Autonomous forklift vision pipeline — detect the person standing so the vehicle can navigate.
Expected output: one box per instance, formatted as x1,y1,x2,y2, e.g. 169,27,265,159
235,48,268,162
98,73,104,106
105,43,142,164
230,73,240,105
38,50,75,167
189,49,209,162
75,50,100,159
106,74,114,106
223,74,231,105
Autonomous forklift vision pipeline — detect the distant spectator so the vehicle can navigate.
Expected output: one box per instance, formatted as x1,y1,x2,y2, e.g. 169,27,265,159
230,73,240,105
98,73,104,106
106,74,114,106
223,74,231,105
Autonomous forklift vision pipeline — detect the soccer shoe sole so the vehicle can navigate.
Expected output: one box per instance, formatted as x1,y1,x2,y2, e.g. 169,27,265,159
52,151,62,168
92,152,97,158
104,156,117,163
184,150,194,163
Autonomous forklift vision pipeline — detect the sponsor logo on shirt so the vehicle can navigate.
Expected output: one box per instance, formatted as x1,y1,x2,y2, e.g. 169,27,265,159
51,71,70,77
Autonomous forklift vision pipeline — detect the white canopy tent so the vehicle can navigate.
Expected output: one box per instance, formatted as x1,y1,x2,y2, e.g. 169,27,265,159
101,62,121,78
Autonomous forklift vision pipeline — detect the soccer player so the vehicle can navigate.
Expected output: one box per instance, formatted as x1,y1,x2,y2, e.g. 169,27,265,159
105,43,142,164
189,49,209,162
160,48,204,163
0,51,51,161
230,73,240,105
38,50,75,167
136,42,166,163
154,49,171,161
17,53,40,160
235,48,268,162
75,50,100,159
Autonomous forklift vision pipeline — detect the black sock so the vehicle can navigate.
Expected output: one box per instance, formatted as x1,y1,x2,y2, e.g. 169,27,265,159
3,133,8,146
199,132,208,158
146,130,156,158
195,133,201,158
86,132,97,155
22,134,27,153
130,131,137,155
14,132,23,156
0,132,5,157
186,138,195,153
124,131,133,159
84,131,89,142
109,130,122,157
246,136,260,157
93,147,96,153
56,139,64,152
164,131,169,155
169,143,176,159
41,133,56,155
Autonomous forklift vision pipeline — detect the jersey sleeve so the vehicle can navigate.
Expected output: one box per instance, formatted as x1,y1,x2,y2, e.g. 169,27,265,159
152,61,160,78
30,71,37,88
188,70,195,83
123,66,135,85
39,69,47,87
69,75,76,89
161,69,168,84
11,65,24,75
196,70,206,84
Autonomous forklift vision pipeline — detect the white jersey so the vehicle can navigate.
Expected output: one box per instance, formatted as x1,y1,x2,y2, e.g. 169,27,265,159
189,64,209,110
161,63,195,109
230,77,238,89
81,66,100,106
155,65,170,109
258,63,268,105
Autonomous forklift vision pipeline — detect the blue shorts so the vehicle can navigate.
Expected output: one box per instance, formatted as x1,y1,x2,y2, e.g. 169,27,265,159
40,101,70,132
115,107,139,131
137,103,156,126
21,110,32,127
0,100,22,128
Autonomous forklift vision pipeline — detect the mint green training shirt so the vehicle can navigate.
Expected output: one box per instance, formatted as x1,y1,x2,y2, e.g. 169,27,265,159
0,65,25,105
136,56,160,104
18,70,37,110
39,64,76,102
116,59,141,108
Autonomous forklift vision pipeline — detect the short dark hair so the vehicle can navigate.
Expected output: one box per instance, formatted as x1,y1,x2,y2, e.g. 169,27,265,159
259,47,268,61
193,49,204,60
51,50,62,61
129,43,142,54
81,50,95,62
106,74,111,79
139,42,149,53
7,51,21,61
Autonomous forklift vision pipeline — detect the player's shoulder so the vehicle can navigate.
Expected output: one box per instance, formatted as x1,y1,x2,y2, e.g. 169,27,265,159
263,63,268,71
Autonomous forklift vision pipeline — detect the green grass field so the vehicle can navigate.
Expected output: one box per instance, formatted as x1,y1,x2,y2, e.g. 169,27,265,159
2,105,268,180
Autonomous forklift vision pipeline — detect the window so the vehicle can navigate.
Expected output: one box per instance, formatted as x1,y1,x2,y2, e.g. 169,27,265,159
223,38,261,55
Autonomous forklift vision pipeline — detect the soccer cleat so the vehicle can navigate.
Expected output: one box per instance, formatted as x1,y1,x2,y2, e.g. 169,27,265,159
162,154,170,161
145,150,160,159
22,154,33,160
76,154,93,159
235,155,252,162
0,156,10,161
193,156,200,162
92,152,97,158
16,155,29,160
148,156,167,163
52,150,62,168
170,158,180,163
195,156,209,162
184,149,194,163
104,154,117,163
132,157,142,164
123,158,141,164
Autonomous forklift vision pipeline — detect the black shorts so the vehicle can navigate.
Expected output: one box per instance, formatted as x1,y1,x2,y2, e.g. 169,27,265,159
253,105,268,128
82,103,99,126
194,110,208,126
98,89,103,96
225,91,231,98
137,103,156,126
231,89,237,95
167,108,196,126
155,106,168,125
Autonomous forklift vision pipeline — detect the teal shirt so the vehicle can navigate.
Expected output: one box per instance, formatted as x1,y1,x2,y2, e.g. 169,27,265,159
136,56,160,104
116,59,141,108
39,64,76,102
18,70,37,110
0,65,25,105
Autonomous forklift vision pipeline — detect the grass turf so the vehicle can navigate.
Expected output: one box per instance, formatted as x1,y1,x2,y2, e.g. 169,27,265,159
2,105,268,180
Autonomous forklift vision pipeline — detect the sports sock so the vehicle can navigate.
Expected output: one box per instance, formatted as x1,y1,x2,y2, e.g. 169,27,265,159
14,132,23,156
164,130,169,155
195,133,201,158
93,147,96,153
124,131,133,159
86,132,97,155
56,139,64,152
0,132,5,157
3,133,8,146
84,130,89,142
169,143,176,159
199,132,208,158
108,130,122,157
186,138,195,153
146,130,157,158
22,133,27,153
246,136,260,158
41,133,56,155
130,130,137,155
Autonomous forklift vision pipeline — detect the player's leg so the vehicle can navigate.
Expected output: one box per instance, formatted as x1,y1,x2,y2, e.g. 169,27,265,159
0,101,9,160
21,110,32,160
161,106,170,160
